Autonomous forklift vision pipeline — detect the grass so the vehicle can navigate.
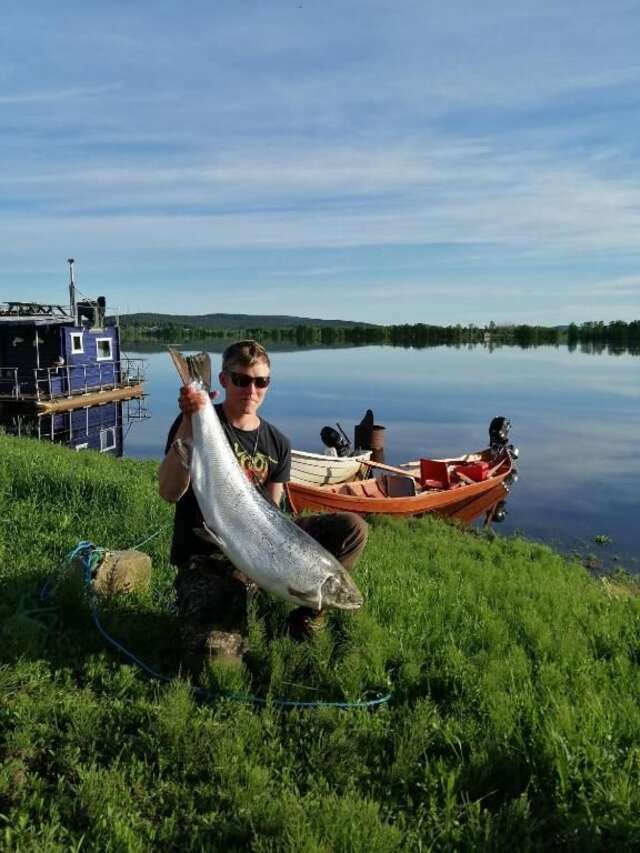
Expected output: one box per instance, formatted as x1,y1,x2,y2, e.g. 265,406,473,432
1,433,640,851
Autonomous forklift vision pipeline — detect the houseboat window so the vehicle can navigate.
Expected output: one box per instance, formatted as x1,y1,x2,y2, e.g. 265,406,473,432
71,333,84,354
99,427,116,452
96,337,113,361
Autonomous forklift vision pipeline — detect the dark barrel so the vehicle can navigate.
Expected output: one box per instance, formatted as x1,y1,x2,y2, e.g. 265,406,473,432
354,409,386,462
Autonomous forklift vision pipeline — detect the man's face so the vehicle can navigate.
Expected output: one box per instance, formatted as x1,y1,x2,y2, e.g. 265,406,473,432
219,358,271,417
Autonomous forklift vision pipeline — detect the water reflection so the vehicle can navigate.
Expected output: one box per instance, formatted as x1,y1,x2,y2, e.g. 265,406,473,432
0,397,148,457
447,483,510,529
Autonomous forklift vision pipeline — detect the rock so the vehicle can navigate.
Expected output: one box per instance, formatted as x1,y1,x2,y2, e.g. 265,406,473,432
92,549,151,596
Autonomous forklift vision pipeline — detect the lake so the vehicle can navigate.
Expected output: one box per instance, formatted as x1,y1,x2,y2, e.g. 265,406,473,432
123,343,640,570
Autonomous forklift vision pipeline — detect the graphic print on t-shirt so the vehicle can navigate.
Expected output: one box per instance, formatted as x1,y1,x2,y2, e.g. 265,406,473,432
228,440,277,485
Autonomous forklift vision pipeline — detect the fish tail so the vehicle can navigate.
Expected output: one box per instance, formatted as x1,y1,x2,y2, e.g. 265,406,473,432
168,347,192,384
168,347,212,391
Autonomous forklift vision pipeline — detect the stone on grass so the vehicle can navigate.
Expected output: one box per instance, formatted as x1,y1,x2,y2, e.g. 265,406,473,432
92,549,151,596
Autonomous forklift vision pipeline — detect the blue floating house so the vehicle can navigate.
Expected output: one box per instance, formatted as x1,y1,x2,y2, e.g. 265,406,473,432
0,261,146,445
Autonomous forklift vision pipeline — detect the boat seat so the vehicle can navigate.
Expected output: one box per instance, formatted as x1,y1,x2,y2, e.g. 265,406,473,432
419,459,451,490
361,478,385,498
337,483,360,496
382,474,417,498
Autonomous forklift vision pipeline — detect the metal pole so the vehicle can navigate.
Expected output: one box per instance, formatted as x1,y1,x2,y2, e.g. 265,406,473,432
68,258,77,324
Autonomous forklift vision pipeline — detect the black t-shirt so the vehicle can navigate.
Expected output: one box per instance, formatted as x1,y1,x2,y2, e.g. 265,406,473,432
165,403,291,566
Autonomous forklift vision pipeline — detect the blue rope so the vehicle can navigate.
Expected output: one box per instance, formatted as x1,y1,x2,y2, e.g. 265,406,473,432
130,524,171,551
68,539,392,711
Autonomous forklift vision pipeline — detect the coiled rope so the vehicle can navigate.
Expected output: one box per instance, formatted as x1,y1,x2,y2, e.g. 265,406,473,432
55,535,392,711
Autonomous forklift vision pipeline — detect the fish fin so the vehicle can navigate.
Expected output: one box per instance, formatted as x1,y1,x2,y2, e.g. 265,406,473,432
168,347,212,392
194,524,227,550
287,585,319,606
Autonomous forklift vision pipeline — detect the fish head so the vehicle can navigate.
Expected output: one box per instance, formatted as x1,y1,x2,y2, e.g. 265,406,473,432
321,566,363,611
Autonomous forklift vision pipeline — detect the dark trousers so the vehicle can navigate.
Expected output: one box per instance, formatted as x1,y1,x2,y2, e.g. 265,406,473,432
174,512,368,658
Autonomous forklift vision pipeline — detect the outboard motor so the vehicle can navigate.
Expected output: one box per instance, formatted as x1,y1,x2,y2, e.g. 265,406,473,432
489,416,519,460
320,424,352,458
489,416,511,452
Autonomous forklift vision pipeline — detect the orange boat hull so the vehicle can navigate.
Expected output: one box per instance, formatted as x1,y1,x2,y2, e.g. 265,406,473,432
287,451,512,518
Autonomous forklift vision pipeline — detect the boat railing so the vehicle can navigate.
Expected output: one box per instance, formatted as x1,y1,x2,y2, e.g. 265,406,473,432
0,367,21,399
0,358,146,401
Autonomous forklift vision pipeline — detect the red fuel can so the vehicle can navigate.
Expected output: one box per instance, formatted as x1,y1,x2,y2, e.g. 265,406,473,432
455,462,490,482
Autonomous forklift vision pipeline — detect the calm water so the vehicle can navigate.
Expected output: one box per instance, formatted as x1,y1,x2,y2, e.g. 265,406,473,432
123,344,640,570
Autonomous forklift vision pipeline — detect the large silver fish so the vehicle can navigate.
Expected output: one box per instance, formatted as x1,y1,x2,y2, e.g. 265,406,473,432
169,348,363,611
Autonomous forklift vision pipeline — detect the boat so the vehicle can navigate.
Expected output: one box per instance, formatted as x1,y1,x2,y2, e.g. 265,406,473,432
286,448,515,518
290,448,372,486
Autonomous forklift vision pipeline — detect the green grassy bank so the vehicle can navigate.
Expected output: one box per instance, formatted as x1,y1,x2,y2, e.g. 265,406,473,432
1,435,640,851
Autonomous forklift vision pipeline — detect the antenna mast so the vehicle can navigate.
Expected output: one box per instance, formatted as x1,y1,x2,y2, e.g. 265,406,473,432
67,258,77,323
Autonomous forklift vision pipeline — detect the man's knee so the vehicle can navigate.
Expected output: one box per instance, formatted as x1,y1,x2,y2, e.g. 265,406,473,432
335,512,368,570
297,511,368,571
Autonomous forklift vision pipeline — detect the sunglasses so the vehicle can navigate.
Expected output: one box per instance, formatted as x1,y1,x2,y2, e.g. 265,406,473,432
227,370,271,389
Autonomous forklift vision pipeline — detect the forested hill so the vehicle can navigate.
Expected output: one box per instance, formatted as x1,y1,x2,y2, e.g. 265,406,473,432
112,312,376,329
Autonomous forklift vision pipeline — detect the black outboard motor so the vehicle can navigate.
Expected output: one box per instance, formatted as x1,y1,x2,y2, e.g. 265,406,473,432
320,424,352,457
489,416,519,460
489,416,511,451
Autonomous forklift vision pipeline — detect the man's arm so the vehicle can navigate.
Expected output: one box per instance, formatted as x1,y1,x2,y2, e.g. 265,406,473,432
158,416,192,503
158,386,208,503
264,427,291,508
265,480,284,507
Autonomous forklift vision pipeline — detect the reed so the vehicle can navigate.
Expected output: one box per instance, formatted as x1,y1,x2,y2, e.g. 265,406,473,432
1,434,639,850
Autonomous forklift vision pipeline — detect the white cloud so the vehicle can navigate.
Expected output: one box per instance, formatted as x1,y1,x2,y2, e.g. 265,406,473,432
1,136,639,259
0,83,121,104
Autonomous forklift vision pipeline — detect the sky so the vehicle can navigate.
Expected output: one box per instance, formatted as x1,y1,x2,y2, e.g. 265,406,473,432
1,1,639,325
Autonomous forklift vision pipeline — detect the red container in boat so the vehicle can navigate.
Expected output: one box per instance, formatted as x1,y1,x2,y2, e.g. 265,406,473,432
455,461,489,482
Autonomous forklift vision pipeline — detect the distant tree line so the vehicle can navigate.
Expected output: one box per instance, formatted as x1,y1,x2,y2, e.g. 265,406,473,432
119,319,640,353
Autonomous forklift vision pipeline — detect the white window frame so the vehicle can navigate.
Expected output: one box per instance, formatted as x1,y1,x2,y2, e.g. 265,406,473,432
95,336,113,361
71,332,84,354
99,427,116,452
75,443,89,452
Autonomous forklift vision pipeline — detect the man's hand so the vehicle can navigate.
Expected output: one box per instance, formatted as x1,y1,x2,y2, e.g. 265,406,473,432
177,387,218,439
178,385,213,417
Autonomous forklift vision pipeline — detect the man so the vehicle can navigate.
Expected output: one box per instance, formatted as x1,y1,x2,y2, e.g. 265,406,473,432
158,339,367,667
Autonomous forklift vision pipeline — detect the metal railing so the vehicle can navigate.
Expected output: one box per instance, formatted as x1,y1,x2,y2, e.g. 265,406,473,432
0,367,21,398
0,358,146,401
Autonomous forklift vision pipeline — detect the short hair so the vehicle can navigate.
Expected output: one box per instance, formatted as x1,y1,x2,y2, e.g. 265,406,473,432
221,339,271,372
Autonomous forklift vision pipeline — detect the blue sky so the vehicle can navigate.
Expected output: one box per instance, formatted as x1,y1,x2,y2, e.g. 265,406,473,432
1,1,639,324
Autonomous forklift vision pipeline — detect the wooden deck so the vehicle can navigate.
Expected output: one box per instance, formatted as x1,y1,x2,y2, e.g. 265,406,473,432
0,383,144,414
